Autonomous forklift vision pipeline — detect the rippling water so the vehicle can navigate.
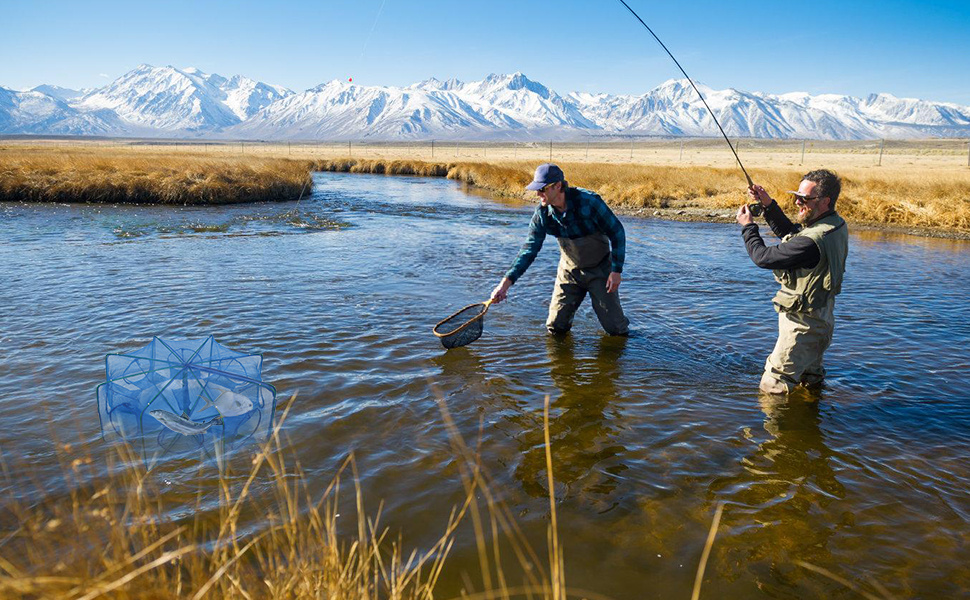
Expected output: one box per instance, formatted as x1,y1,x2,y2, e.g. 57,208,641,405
1,172,968,598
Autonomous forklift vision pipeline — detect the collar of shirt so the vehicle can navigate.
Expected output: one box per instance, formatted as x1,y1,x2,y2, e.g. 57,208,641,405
545,192,572,226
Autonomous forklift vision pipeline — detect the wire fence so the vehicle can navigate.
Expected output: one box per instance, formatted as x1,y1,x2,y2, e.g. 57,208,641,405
4,137,970,170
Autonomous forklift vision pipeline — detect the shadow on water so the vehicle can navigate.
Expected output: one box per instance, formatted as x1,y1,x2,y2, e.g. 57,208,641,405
509,335,629,509
708,391,848,596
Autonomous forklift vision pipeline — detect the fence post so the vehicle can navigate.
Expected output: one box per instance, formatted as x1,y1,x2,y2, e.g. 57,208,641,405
514,143,517,159
349,141,352,157
878,139,884,166
456,141,459,158
679,139,684,162
801,140,805,165
549,140,553,161
431,139,435,159
585,137,590,161
630,139,634,161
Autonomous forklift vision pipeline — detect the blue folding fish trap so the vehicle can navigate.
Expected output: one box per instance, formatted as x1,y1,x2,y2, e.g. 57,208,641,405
96,336,277,464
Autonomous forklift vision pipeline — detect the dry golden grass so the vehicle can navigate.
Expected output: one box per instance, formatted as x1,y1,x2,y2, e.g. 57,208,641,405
0,148,311,205
2,141,968,232
0,394,896,600
320,158,970,232
0,396,570,600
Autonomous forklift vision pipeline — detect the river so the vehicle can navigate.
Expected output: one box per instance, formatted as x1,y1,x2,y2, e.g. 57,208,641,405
1,171,968,598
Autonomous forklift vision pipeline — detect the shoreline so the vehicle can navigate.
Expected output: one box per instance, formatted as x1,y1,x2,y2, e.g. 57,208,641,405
3,146,968,240
309,157,970,242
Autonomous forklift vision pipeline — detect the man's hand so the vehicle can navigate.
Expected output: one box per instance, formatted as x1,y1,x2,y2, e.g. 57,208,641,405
490,277,512,304
736,204,754,227
748,184,773,206
606,272,622,294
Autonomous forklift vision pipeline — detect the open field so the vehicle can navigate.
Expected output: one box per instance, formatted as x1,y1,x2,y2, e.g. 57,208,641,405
2,139,969,235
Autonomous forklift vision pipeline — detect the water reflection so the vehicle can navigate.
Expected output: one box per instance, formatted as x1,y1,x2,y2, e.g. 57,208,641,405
511,335,629,509
710,391,849,594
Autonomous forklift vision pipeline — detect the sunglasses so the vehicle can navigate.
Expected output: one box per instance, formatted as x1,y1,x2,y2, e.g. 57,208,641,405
791,193,821,204
539,182,559,192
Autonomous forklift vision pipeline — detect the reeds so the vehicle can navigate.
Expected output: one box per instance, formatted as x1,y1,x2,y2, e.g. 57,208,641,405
3,143,968,232
0,392,900,599
0,150,311,205
0,394,565,600
314,158,970,232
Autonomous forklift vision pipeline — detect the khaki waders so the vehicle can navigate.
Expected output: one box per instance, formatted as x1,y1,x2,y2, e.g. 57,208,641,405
760,300,835,394
547,233,629,336
760,213,848,395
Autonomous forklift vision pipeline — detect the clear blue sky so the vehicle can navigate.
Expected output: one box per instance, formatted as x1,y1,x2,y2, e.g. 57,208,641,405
3,0,969,104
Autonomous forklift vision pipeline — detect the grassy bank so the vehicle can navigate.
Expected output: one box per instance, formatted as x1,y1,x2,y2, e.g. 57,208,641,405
2,143,968,234
313,158,970,233
0,150,311,205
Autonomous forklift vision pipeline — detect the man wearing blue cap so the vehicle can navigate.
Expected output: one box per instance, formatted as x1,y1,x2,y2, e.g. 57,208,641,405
490,164,629,336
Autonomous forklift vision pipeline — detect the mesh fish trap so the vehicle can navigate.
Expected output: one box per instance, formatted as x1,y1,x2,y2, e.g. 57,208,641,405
433,301,491,349
95,336,277,464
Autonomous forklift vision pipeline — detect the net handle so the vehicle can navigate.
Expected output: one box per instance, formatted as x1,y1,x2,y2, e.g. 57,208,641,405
432,299,492,339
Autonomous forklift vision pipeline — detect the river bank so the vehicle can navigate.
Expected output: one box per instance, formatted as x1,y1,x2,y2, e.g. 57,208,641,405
312,157,970,240
3,144,968,238
0,149,310,205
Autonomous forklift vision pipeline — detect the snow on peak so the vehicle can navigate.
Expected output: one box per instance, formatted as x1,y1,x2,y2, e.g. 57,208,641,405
4,66,970,140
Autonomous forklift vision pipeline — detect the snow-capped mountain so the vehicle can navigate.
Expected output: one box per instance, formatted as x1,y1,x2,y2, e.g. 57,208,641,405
229,79,499,139
4,65,970,140
28,84,84,103
0,87,128,136
75,64,292,131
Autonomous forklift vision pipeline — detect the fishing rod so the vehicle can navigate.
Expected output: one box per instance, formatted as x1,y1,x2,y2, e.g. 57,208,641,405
616,0,754,187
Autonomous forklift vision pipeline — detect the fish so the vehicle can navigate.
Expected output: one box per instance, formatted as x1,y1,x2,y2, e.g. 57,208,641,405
201,387,255,417
150,409,221,436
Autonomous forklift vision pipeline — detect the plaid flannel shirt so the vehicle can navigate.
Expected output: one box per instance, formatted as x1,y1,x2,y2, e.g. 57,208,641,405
505,187,625,283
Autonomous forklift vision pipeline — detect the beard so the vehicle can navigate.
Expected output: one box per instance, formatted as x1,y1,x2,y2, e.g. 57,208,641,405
795,204,817,224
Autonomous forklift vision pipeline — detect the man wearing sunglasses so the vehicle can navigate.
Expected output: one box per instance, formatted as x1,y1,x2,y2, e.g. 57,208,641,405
490,163,629,336
736,169,848,395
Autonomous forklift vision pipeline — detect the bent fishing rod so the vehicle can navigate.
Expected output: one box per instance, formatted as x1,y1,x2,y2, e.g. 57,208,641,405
616,0,754,188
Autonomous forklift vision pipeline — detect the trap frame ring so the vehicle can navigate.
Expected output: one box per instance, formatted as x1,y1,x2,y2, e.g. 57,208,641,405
432,299,492,339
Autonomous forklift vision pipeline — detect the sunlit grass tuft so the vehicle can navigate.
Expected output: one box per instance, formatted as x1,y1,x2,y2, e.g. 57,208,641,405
0,150,311,205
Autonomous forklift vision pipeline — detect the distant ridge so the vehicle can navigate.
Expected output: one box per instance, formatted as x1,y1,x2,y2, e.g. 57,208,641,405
3,65,969,140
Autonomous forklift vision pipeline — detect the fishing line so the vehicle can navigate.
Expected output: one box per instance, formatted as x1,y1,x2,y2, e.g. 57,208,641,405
357,0,389,71
616,0,753,187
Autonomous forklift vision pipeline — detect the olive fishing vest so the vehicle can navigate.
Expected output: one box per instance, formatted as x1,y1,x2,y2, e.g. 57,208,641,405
772,212,848,313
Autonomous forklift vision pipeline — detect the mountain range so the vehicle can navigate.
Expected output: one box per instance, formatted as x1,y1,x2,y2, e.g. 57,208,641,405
3,64,969,141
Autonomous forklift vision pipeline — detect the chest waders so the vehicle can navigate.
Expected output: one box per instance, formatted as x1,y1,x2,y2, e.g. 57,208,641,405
547,232,629,336
761,213,849,394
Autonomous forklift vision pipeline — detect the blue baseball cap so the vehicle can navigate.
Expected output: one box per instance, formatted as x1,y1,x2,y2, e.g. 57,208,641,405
526,163,564,191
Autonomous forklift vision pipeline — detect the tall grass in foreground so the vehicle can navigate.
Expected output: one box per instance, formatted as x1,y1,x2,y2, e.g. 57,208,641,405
0,394,896,600
0,395,562,600
316,158,970,232
0,151,311,205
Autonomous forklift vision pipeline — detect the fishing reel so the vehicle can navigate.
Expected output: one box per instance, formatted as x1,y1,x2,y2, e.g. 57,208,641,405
748,202,765,217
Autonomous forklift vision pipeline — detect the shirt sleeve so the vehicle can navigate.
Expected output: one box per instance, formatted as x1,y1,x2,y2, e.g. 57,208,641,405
741,223,820,270
505,209,547,283
762,200,801,239
592,195,625,274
